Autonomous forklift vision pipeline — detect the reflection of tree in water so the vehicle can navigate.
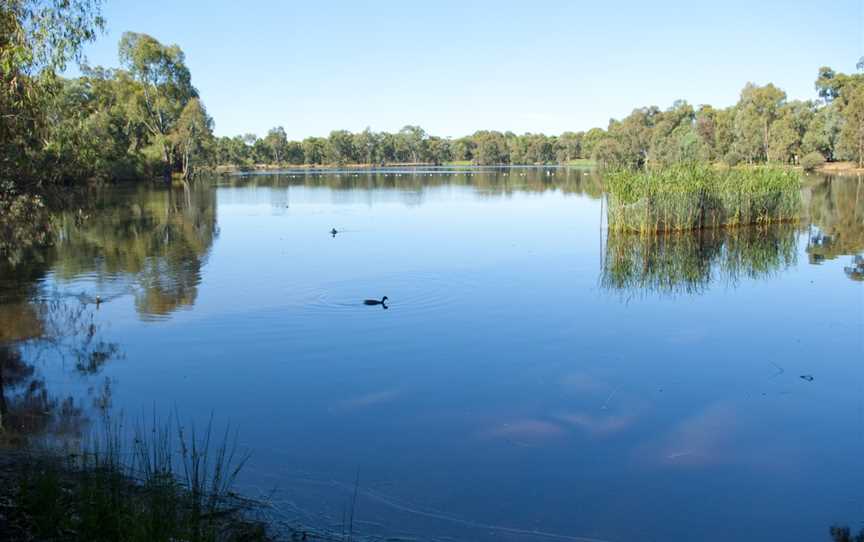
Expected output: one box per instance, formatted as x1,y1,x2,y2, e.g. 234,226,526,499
601,225,799,297
226,167,605,201
805,176,864,277
831,525,864,542
844,255,864,281
48,182,218,320
0,299,119,440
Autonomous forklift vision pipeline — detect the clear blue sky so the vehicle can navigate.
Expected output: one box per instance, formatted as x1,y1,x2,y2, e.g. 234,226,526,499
77,0,861,139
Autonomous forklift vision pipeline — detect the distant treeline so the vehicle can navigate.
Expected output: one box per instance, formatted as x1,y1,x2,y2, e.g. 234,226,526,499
221,68,863,170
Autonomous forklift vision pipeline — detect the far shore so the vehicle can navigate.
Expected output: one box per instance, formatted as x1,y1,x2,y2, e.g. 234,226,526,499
214,159,596,174
814,161,864,176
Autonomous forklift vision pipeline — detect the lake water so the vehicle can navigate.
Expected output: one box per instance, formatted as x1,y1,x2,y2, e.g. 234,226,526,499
1,167,863,541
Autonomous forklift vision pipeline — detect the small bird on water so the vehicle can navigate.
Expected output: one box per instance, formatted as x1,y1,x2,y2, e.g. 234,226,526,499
330,228,338,237
364,296,388,307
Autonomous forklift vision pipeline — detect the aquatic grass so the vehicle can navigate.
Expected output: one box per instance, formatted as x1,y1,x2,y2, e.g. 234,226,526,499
10,415,265,542
606,164,802,233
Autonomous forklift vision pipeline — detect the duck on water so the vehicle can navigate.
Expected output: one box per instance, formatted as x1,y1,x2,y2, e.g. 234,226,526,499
364,296,388,307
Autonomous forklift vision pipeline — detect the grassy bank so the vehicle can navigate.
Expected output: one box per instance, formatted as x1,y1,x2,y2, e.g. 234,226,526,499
0,419,272,542
606,164,801,233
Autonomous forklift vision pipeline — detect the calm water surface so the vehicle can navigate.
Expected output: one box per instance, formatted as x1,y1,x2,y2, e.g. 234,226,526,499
1,167,863,541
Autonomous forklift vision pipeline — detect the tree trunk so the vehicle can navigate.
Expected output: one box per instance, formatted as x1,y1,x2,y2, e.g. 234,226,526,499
162,144,172,183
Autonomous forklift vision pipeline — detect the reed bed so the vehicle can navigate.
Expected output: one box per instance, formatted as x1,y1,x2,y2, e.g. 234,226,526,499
606,165,802,233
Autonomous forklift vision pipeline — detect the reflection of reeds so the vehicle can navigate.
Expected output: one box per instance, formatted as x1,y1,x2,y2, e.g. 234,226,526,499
601,225,799,296
607,165,802,233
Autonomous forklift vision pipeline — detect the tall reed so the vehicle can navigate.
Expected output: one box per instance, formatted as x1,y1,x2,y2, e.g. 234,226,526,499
13,414,264,542
606,164,802,234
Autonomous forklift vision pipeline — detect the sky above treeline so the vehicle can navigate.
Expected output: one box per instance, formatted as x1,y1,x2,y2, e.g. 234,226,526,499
77,0,860,139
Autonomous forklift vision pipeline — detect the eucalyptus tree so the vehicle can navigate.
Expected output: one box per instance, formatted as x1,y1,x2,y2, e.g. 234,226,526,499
733,83,786,162
557,131,584,162
838,85,864,167
397,125,427,163
353,128,380,164
767,100,813,164
302,137,327,165
285,141,304,164
118,32,197,180
327,130,356,164
452,137,475,162
472,130,509,165
174,98,214,179
426,136,452,165
802,107,840,159
264,126,288,164
1,0,104,188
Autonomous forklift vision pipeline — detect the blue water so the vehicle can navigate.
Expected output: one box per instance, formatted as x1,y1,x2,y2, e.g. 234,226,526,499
3,168,863,541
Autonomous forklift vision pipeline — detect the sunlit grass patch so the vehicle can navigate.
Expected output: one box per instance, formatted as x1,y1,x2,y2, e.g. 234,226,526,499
606,164,802,233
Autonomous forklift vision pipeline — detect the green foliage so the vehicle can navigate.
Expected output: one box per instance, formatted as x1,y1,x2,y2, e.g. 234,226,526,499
585,67,864,170
606,164,802,233
801,151,826,171
217,128,593,167
837,84,864,166
1,5,214,191
1,0,104,188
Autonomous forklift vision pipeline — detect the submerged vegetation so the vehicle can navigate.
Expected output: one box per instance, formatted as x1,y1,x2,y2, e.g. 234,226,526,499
606,164,802,233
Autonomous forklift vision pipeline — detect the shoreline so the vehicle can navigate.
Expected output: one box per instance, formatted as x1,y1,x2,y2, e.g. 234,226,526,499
813,161,864,176
214,159,596,174
0,446,277,542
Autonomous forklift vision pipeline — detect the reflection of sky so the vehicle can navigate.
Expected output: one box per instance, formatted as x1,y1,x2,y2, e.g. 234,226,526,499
25,175,864,542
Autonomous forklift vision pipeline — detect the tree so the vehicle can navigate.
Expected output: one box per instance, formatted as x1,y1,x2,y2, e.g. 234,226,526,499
768,101,814,164
397,125,427,163
605,106,659,168
734,83,786,162
557,131,583,162
263,126,288,164
838,85,864,167
427,136,451,165
802,106,840,159
285,141,304,164
581,128,607,160
174,98,214,180
452,137,475,162
649,100,698,166
327,130,356,164
302,137,327,165
353,128,379,165
1,0,104,188
472,131,508,165
118,32,197,180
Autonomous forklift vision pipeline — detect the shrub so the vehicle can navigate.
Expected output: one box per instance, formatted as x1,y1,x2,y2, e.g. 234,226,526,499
723,150,742,167
801,152,826,172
